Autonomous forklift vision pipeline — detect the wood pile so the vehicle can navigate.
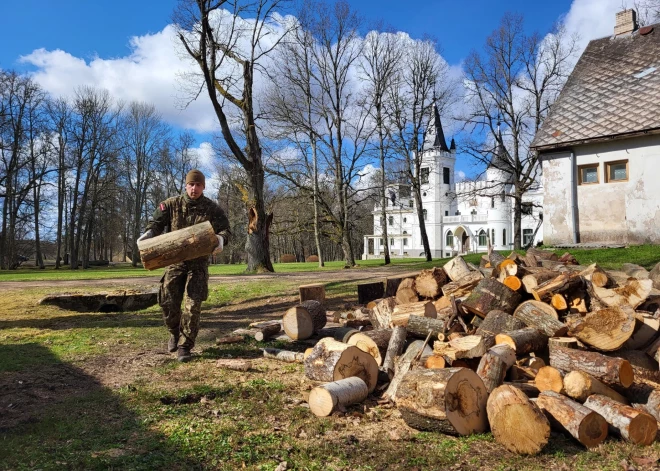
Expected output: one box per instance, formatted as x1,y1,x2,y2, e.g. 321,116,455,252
229,252,660,454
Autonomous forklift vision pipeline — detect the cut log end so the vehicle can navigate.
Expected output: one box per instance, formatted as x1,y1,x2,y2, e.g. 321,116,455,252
308,377,369,417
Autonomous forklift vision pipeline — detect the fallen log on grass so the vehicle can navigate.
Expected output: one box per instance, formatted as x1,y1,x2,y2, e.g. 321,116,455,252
262,348,305,363
216,359,252,371
308,377,369,417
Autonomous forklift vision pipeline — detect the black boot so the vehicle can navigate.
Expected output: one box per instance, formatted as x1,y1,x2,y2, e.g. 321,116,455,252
168,332,180,353
177,346,192,362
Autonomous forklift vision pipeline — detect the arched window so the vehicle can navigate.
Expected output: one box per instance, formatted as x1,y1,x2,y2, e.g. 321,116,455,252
446,230,454,247
478,230,487,246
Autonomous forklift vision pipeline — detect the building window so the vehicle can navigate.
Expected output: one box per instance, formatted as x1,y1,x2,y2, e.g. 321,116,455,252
409,200,413,208
445,210,449,216
403,218,407,223
500,191,505,202
403,231,408,234
423,192,427,197
478,230,487,246
446,230,453,247
523,229,533,246
379,238,383,246
420,167,430,184
491,197,494,208
521,202,533,215
390,238,394,246
443,167,450,184
423,209,428,220
605,160,628,182
491,229,495,245
578,163,599,185
503,229,507,246
403,238,408,246
388,216,394,225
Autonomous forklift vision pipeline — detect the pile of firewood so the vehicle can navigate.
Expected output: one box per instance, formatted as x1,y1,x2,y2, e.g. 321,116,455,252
225,249,660,455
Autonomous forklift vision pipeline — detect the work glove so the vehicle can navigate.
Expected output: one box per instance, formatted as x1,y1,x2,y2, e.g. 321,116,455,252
137,229,154,243
212,235,224,255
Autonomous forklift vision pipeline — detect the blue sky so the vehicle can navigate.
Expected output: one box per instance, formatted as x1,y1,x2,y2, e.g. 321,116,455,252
0,0,635,180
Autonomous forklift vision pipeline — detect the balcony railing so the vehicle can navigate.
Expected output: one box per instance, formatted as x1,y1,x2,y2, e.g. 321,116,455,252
443,214,488,224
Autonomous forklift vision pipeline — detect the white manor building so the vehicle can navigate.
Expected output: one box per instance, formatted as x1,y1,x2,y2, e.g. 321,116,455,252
362,105,544,259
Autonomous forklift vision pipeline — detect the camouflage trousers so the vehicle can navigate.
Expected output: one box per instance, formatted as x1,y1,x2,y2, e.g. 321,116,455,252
158,260,209,349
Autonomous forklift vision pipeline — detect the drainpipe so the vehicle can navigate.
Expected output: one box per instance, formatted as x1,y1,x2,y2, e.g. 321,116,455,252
570,150,579,244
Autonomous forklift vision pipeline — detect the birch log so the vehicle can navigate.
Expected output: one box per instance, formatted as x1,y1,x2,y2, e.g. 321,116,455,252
138,221,218,270
308,377,369,417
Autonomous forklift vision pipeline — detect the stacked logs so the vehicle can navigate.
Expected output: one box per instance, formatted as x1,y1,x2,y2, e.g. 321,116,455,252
233,252,660,452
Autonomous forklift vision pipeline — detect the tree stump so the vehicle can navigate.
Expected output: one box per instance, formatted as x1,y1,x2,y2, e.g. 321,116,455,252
487,384,550,455
513,300,567,337
415,267,449,298
396,368,488,436
299,283,326,303
549,345,634,388
137,221,218,270
357,280,385,305
462,278,522,318
584,394,657,445
282,300,327,340
536,391,608,448
304,338,379,392
308,377,369,417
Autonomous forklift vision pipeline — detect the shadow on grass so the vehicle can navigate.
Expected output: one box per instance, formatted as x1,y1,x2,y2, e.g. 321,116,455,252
0,311,163,331
0,343,202,470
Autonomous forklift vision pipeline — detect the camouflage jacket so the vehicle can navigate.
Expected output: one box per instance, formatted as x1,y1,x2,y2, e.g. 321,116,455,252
146,193,230,245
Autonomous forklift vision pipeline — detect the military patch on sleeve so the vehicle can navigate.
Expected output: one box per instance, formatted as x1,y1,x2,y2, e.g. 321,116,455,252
160,203,166,211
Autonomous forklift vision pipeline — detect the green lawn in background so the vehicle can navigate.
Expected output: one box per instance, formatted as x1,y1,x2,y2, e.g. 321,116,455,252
1,245,658,282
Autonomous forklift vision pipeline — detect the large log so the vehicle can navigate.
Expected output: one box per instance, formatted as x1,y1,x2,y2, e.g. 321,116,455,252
370,297,397,329
584,394,657,445
415,268,449,298
536,366,566,394
385,272,420,297
390,301,436,327
495,327,548,354
299,283,326,303
357,280,385,305
406,315,447,340
563,371,629,404
592,279,653,310
566,306,635,351
536,391,608,448
396,278,419,304
443,256,472,282
486,385,550,455
549,345,634,388
462,278,522,318
381,325,407,375
304,338,379,392
609,350,660,384
513,301,567,338
396,368,488,436
442,271,484,297
347,329,392,366
476,344,517,393
282,300,327,340
531,273,584,303
475,310,526,348
137,221,218,270
308,377,369,417
624,381,660,422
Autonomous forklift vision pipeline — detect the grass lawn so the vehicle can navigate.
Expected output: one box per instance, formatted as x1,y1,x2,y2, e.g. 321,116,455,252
2,244,659,282
2,253,660,470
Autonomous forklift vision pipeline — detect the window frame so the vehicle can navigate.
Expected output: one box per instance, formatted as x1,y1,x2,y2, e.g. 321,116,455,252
420,167,430,185
578,163,599,185
478,230,487,246
446,230,453,247
522,229,533,246
388,216,394,226
605,160,628,183
443,167,450,184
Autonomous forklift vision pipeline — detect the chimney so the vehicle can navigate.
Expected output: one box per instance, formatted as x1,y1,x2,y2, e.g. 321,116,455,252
614,9,638,36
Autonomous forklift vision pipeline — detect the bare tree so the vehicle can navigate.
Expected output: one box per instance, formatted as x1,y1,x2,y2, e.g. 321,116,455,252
387,38,450,262
174,0,292,272
359,29,403,264
461,13,577,249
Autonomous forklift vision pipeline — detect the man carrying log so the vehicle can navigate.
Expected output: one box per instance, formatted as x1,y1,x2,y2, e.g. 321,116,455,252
138,169,230,362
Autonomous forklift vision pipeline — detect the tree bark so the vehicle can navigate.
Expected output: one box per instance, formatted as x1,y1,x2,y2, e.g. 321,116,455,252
137,221,218,270
513,300,567,337
563,371,629,404
549,345,634,388
347,329,392,366
462,278,522,318
390,301,436,327
357,280,385,305
382,325,407,375
476,309,526,349
477,344,517,393
262,348,305,363
282,300,327,340
443,256,472,282
495,327,548,354
309,377,369,417
584,394,657,445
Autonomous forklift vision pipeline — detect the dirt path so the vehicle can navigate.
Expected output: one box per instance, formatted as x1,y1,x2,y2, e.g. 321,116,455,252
0,265,424,290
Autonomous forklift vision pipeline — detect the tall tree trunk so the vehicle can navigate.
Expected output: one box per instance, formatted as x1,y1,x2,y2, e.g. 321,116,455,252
311,138,324,267
246,161,273,272
415,186,432,261
379,122,391,264
55,137,65,269
513,186,522,250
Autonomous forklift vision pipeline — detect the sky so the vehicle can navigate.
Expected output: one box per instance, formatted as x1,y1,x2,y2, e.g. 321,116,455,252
0,0,640,182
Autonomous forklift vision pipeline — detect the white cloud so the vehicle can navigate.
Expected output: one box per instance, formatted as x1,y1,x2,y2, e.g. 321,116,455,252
456,170,466,182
